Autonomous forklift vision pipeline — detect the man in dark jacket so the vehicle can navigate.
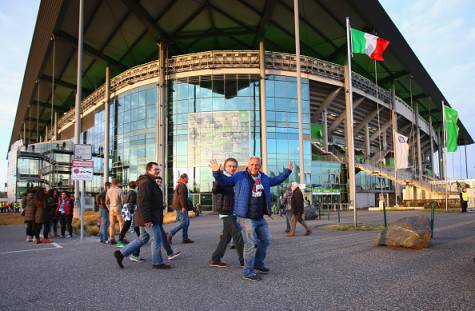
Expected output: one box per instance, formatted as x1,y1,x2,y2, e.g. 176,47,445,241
168,173,194,244
96,182,111,243
209,158,244,268
211,156,292,281
287,182,311,237
114,162,172,270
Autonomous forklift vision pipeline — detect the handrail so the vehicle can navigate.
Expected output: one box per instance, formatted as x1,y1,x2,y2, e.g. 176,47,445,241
52,50,430,139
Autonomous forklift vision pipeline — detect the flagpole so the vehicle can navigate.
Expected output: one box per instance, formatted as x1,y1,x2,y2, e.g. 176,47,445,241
442,100,448,212
345,17,357,227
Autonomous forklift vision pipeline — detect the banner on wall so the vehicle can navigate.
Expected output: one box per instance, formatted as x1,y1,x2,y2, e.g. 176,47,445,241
188,111,251,167
395,132,409,169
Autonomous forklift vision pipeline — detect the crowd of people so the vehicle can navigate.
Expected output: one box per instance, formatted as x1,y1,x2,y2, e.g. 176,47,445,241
22,187,73,243
108,156,308,282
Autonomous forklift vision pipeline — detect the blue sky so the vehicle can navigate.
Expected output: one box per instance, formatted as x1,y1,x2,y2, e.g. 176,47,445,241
0,0,474,191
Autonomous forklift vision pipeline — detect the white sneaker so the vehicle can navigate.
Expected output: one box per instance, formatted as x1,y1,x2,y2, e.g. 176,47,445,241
129,255,145,262
26,236,32,242
168,251,182,260
66,235,72,238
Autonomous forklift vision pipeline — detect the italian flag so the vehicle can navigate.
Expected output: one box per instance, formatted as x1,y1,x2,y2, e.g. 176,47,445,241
351,28,390,62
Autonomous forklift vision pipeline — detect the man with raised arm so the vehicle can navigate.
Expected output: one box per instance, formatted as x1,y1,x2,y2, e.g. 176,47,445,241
210,156,292,281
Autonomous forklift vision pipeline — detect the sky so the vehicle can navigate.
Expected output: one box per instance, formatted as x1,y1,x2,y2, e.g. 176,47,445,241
0,0,474,191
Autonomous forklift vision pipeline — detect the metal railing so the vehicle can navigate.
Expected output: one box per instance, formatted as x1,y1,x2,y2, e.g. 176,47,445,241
53,50,430,137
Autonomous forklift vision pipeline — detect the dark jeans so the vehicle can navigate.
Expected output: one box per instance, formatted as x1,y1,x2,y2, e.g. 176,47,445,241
25,221,34,237
60,214,73,236
43,220,51,239
461,201,468,213
132,226,141,257
33,223,42,239
119,220,132,241
52,218,59,236
211,216,244,263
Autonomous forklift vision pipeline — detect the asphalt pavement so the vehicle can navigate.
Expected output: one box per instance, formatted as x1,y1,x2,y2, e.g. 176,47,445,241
0,210,474,311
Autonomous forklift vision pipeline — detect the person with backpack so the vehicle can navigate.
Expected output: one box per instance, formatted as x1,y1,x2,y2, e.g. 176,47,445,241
209,158,244,268
167,173,194,244
117,181,138,247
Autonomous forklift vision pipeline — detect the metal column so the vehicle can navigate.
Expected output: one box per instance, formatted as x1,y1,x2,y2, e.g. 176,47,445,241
74,0,84,239
322,109,329,152
391,85,399,206
293,0,305,184
438,127,444,179
343,65,357,216
259,40,268,173
157,42,167,202
103,65,110,183
53,112,58,140
429,115,435,178
415,104,423,179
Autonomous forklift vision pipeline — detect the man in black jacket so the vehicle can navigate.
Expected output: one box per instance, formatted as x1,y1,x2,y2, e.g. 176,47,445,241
209,158,244,268
287,182,311,237
114,162,172,270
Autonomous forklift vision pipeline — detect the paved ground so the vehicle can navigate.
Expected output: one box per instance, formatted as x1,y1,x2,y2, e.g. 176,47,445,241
0,210,474,311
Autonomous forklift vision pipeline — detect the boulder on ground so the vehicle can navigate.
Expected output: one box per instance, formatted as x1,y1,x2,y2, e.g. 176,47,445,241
376,215,432,249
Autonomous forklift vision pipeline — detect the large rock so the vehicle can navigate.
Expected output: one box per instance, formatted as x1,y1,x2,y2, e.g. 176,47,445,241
376,215,432,249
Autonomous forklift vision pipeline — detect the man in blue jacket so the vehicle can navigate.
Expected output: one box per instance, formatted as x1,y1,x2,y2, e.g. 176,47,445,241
210,156,292,281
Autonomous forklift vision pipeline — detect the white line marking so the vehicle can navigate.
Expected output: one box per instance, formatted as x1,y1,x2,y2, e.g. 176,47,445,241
1,242,63,255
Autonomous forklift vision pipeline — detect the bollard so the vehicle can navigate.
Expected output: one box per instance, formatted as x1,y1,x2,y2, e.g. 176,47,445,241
430,200,435,238
383,202,387,229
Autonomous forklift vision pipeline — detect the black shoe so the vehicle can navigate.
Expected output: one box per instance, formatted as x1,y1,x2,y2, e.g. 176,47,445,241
240,261,245,268
242,274,261,282
254,266,270,274
285,229,290,233
152,264,172,270
114,250,124,269
183,239,194,244
230,244,236,249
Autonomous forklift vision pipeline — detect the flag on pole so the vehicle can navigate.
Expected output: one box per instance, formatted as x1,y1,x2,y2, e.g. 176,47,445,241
444,105,459,152
351,28,390,61
395,132,409,169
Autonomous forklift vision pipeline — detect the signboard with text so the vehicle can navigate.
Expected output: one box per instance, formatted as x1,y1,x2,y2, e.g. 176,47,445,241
74,144,92,160
72,160,94,181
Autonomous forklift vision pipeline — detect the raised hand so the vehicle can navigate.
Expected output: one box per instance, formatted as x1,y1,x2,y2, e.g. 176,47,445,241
209,159,221,172
288,161,293,171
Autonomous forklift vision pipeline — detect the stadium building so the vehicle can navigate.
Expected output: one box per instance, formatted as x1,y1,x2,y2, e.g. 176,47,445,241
7,0,473,208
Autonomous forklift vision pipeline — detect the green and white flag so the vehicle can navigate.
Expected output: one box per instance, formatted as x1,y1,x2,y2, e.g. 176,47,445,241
444,105,459,152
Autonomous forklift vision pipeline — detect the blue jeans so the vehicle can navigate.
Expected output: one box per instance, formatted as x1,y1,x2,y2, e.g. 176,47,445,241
99,208,109,242
170,210,189,241
237,217,271,277
285,211,291,231
120,225,164,265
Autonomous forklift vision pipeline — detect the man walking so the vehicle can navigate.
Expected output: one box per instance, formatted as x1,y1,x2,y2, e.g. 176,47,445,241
106,179,124,245
287,182,311,237
168,173,194,244
114,162,172,269
210,157,292,281
96,182,111,243
209,158,244,268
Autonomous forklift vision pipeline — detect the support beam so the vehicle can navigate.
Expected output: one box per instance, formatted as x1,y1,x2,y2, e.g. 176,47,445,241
415,104,423,180
354,109,379,135
157,42,168,204
379,70,408,85
37,100,69,113
103,66,110,183
294,0,305,185
322,109,328,151
55,30,126,71
402,93,428,103
364,124,371,158
429,115,435,178
314,87,341,115
259,40,268,173
329,97,364,133
40,74,92,93
391,84,399,206
25,118,49,125
254,0,277,45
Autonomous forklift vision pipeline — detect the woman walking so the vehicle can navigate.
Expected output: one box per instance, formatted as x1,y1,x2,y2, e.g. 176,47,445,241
22,188,35,242
56,191,73,238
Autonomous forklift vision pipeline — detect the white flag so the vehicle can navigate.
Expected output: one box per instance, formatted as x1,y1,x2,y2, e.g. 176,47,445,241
395,132,409,169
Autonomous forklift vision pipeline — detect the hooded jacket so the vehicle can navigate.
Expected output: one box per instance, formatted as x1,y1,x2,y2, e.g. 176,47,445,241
213,168,291,219
172,178,190,211
134,174,164,226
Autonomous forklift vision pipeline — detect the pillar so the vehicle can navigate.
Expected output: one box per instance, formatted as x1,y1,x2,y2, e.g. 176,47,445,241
343,64,356,212
322,109,329,152
103,65,110,183
157,41,167,203
391,84,399,206
364,124,370,159
429,115,435,178
415,104,423,179
259,40,267,173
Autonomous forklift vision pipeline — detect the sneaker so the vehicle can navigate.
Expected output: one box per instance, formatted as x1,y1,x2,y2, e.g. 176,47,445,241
166,233,173,245
115,241,126,248
242,274,261,282
167,251,182,260
152,264,172,270
208,260,228,268
109,239,117,245
254,266,270,274
26,236,32,242
129,255,145,263
42,238,53,244
99,240,107,244
182,239,194,244
114,250,124,269
34,238,42,244
66,234,72,239
304,230,312,236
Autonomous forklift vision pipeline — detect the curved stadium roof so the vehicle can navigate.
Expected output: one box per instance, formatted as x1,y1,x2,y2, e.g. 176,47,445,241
10,0,473,148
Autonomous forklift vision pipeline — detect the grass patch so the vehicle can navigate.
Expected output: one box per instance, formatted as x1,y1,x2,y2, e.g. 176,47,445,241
325,222,386,232
0,213,24,225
